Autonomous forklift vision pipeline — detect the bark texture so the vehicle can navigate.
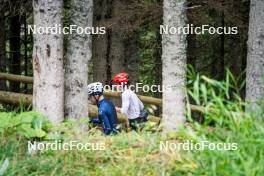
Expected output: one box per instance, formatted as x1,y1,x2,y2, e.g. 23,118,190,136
109,0,125,82
246,0,264,111
65,0,93,120
92,0,111,84
162,0,187,132
32,0,64,124
0,4,6,90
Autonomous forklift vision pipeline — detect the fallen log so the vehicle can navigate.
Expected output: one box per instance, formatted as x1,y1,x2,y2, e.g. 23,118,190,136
104,91,162,106
0,72,206,113
0,72,33,84
0,91,160,123
0,73,162,106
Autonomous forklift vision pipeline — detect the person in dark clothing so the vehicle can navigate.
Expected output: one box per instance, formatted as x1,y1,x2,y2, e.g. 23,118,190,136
88,82,118,135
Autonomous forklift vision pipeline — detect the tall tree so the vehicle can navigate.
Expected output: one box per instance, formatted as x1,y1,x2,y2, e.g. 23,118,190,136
0,3,6,90
124,33,139,85
108,0,125,83
246,0,264,112
92,0,140,86
32,0,64,124
162,0,187,132
65,0,93,120
9,14,21,92
23,14,29,92
92,0,111,84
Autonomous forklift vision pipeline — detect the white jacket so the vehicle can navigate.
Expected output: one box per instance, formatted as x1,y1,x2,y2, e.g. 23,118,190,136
120,89,144,119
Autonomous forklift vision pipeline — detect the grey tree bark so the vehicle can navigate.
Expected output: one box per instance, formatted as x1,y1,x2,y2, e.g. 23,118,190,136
246,0,264,112
65,0,93,120
32,0,64,124
162,0,187,132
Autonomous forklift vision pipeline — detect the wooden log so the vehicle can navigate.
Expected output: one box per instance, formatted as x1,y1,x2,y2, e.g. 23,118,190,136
0,72,206,113
0,91,160,123
104,91,162,106
0,73,33,84
104,91,206,113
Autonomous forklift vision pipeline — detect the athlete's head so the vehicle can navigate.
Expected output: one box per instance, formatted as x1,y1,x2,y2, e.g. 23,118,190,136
87,82,104,104
112,72,129,91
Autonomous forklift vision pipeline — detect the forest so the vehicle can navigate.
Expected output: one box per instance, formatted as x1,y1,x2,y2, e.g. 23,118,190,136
0,0,263,175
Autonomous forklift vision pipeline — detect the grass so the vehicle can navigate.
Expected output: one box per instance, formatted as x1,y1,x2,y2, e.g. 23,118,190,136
0,117,263,175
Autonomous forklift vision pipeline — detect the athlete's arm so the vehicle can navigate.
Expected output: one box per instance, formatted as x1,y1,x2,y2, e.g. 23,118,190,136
139,99,144,111
98,109,112,135
120,92,130,115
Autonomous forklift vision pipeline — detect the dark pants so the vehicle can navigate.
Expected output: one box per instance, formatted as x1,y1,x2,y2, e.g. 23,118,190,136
129,117,145,131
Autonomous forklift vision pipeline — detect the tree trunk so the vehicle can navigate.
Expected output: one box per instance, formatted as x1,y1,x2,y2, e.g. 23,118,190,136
162,0,187,132
92,0,111,84
246,0,264,112
187,5,196,68
124,34,139,85
0,4,6,90
154,30,162,116
32,0,64,124
109,0,125,81
107,0,125,106
65,0,93,120
9,15,21,92
23,14,28,93
220,11,225,80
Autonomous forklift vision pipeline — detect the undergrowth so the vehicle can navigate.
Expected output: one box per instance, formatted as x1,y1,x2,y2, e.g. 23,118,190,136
0,71,263,175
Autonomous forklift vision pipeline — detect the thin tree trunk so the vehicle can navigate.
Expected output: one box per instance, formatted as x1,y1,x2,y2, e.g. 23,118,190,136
228,0,242,79
187,5,196,68
92,0,111,84
124,34,139,85
246,0,264,113
23,14,28,92
65,0,93,120
9,15,21,92
187,33,196,68
108,0,125,106
32,0,64,124
220,10,225,80
154,30,162,116
0,4,6,90
109,1,125,81
162,0,187,132
230,34,241,78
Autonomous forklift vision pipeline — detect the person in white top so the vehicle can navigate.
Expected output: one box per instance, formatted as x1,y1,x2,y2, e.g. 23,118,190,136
120,88,144,119
112,72,147,130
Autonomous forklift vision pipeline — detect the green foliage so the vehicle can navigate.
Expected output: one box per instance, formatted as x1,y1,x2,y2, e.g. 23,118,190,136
0,111,52,139
187,67,248,128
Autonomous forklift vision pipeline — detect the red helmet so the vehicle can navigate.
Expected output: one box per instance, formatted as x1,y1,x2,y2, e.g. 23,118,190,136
112,72,129,84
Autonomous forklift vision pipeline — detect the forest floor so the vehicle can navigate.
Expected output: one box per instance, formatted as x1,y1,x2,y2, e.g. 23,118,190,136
0,110,263,176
